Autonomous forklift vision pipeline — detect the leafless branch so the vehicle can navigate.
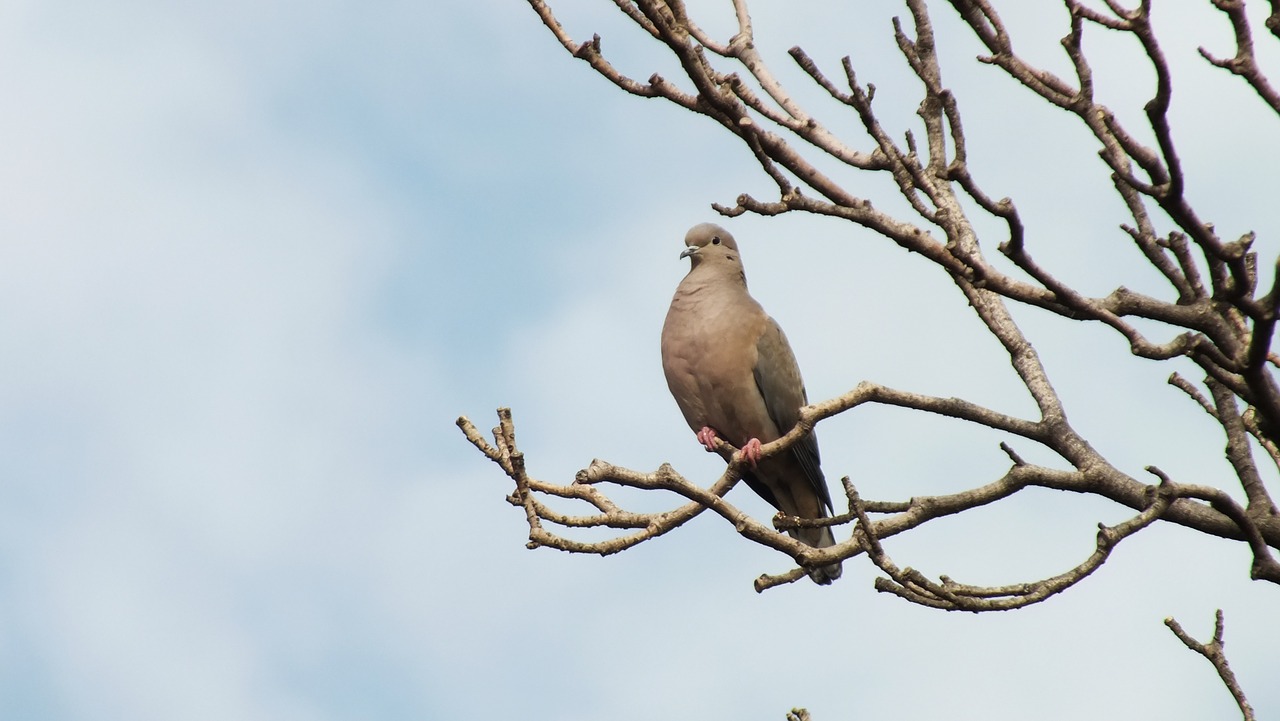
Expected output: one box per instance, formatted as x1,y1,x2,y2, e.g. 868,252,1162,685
475,1,1280,710
498,0,1280,598
1200,0,1280,116
459,399,1280,586
1165,610,1257,721
482,0,1280,708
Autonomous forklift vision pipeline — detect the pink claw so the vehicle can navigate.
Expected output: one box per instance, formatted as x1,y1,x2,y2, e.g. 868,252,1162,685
739,438,763,467
695,426,719,452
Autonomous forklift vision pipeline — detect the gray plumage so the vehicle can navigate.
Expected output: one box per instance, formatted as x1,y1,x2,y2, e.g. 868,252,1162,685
660,223,841,584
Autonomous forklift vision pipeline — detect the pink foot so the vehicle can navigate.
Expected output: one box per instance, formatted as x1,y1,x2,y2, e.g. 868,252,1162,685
695,426,719,452
739,438,763,467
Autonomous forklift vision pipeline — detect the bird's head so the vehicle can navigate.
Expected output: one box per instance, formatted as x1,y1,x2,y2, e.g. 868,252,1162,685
680,223,742,271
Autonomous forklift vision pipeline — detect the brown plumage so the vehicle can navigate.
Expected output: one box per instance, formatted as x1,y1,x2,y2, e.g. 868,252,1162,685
660,223,841,584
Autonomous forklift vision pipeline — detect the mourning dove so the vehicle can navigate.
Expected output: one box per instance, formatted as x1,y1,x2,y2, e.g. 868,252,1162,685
660,223,842,584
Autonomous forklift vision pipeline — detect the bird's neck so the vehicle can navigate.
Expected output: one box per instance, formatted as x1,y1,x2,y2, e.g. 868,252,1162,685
688,262,748,290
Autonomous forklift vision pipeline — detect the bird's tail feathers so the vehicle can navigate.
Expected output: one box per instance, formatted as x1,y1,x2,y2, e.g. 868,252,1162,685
794,524,842,585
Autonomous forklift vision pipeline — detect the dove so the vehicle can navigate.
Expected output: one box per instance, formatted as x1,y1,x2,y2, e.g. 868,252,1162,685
660,223,842,584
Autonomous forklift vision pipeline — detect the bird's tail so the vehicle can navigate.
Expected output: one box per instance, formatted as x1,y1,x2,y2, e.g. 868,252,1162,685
794,524,842,585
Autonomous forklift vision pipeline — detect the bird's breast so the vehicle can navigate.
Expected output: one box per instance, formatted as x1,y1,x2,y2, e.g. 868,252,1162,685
661,283,772,442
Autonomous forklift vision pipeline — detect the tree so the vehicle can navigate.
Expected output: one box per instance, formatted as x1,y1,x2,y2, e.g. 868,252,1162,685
459,1,1278,717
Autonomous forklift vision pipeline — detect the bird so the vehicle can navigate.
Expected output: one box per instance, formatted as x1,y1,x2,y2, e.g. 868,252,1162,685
660,222,842,584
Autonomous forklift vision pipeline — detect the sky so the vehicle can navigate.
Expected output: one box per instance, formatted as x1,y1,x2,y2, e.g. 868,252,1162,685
0,0,1277,719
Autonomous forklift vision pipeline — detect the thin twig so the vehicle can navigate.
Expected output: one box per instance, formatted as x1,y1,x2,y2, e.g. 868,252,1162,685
1165,611,1256,721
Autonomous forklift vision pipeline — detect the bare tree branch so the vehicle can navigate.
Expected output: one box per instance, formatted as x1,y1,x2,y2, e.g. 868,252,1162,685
1165,610,1257,721
476,0,1280,706
848,472,1194,611
459,397,1280,583
1200,0,1280,116
464,1,1280,711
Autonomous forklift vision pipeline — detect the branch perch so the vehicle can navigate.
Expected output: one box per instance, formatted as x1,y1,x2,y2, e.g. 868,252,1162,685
481,0,1280,708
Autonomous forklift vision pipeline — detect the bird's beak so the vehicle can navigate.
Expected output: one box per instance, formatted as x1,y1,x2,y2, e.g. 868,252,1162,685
679,246,697,260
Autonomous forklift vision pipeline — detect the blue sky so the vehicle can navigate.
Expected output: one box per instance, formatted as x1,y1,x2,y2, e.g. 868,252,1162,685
0,1,1276,719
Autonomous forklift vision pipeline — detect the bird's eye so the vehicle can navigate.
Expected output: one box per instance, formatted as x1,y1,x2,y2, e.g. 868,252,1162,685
711,236,721,245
